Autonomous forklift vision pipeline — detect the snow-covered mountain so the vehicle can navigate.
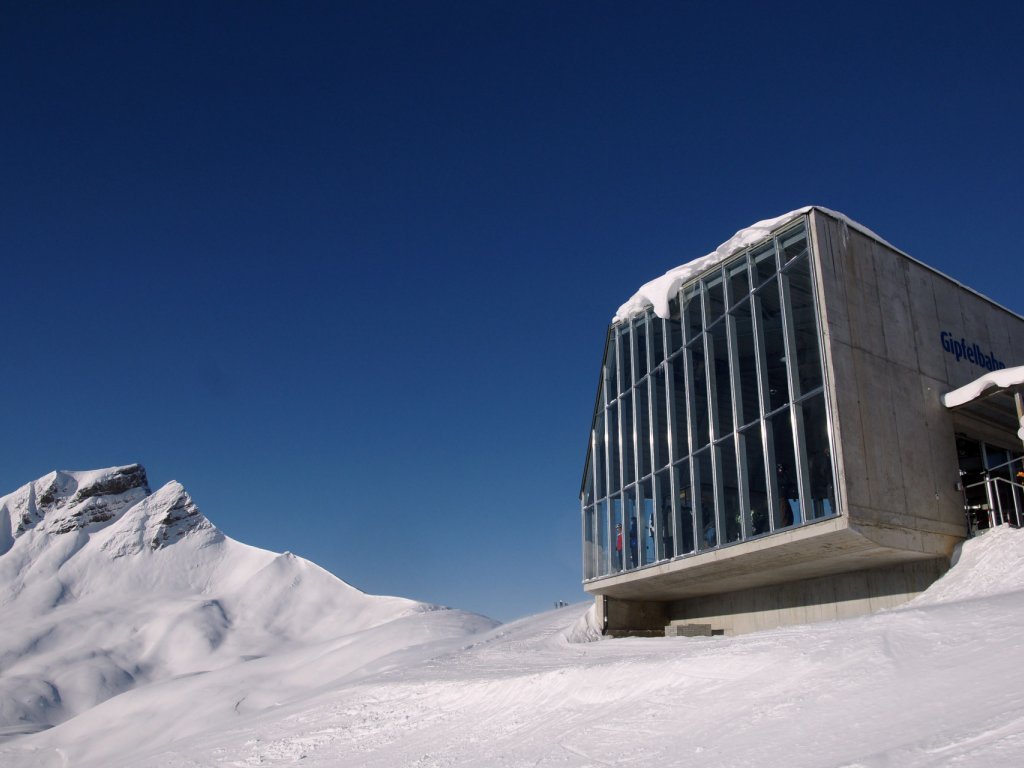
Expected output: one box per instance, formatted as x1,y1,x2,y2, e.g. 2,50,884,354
0,465,496,740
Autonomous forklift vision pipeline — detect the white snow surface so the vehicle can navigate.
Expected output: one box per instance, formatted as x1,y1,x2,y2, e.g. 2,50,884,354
6,467,1024,766
943,365,1024,441
0,465,495,754
613,205,893,323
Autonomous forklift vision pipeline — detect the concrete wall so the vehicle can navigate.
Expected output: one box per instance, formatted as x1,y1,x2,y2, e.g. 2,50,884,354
667,557,948,635
809,210,1024,558
597,558,947,636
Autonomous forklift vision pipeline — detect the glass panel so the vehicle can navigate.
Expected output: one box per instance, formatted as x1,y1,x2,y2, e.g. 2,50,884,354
597,499,610,576
621,392,636,485
667,296,684,354
652,366,670,470
624,486,639,570
717,441,742,543
708,320,733,438
607,403,620,494
1009,452,1024,526
640,478,655,566
650,316,666,367
983,444,1019,526
656,468,674,560
688,341,710,449
727,258,750,307
637,381,652,478
984,444,1010,472
771,409,801,529
957,436,988,532
752,242,777,286
603,333,617,399
583,505,596,579
780,226,808,263
674,459,695,555
704,273,725,327
732,299,760,426
611,495,623,572
758,278,790,412
683,283,702,340
594,409,607,499
670,357,689,461
801,395,835,520
634,317,649,381
786,258,823,396
695,450,716,550
741,425,771,536
582,451,594,506
618,324,632,395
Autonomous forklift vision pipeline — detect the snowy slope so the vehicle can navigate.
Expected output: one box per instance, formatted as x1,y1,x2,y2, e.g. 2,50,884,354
5,507,1024,767
0,465,495,742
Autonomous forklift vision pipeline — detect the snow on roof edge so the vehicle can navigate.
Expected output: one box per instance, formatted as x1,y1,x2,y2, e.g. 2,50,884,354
612,206,894,324
611,206,1024,326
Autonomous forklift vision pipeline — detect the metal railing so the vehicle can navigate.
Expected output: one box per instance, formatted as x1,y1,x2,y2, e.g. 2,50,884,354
960,459,1024,535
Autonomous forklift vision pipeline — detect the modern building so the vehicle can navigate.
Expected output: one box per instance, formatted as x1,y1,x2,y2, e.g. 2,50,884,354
579,207,1024,636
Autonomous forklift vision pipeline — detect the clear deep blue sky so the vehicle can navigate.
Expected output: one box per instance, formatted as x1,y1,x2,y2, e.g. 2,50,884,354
2,2,1022,621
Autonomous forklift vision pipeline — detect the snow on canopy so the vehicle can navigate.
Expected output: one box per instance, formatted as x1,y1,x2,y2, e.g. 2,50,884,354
612,205,893,323
942,364,1024,442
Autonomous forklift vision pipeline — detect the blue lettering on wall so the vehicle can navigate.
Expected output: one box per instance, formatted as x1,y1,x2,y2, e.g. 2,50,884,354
940,331,1007,371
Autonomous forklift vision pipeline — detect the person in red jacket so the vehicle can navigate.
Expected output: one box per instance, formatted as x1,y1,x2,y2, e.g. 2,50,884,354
614,522,623,571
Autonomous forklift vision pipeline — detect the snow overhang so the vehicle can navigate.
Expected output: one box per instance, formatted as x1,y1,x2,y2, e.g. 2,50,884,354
942,365,1024,445
612,205,893,324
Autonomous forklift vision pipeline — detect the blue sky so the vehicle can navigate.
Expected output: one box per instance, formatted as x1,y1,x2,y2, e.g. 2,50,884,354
2,2,1022,621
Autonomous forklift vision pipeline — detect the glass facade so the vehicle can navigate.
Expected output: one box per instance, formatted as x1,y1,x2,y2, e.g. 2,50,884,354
581,219,838,581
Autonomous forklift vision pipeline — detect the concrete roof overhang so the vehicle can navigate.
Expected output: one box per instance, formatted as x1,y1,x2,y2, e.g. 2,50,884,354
583,516,949,602
942,368,1024,452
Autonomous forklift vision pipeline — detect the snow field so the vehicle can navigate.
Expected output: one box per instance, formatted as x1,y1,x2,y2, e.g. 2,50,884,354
5,468,1024,766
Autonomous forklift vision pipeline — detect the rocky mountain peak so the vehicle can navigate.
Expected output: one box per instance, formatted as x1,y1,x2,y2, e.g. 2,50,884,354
7,464,151,538
142,481,216,551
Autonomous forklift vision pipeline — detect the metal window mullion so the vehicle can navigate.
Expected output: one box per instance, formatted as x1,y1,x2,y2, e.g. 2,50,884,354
605,335,619,576
749,290,778,532
683,341,701,551
736,430,752,538
651,462,663,563
642,375,656,564
614,334,626,497
792,403,812,524
705,325,720,444
778,270,809,525
712,441,726,548
804,219,844,519
647,370,662,562
725,310,749,540
627,322,640,486
665,356,681,556
580,502,586,579
641,318,655,481
590,426,603,577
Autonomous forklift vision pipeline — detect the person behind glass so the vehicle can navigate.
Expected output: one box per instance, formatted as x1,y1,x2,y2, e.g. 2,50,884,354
614,522,623,570
628,517,638,567
777,462,796,527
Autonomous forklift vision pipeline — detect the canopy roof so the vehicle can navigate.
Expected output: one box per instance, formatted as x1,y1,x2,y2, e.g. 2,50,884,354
943,365,1024,444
